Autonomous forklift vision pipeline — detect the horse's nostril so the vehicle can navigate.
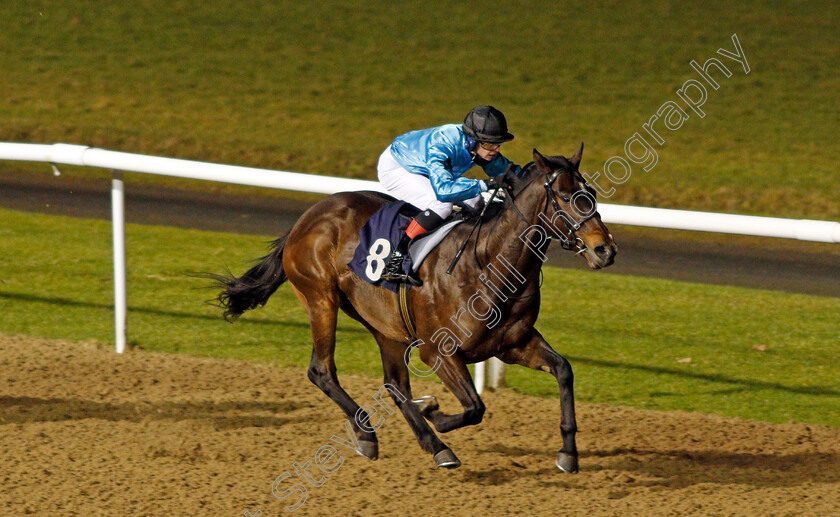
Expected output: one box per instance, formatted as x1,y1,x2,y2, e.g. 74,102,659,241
594,245,608,256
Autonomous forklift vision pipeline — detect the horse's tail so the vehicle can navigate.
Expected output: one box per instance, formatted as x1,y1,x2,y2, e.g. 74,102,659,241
211,234,289,322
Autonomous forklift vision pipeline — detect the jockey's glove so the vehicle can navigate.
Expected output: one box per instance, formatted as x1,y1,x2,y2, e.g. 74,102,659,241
482,176,508,192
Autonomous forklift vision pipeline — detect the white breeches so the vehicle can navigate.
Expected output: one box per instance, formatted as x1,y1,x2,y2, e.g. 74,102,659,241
377,146,481,219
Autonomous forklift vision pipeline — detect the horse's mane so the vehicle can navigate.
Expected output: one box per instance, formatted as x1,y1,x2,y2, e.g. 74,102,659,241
455,161,540,225
519,161,539,180
514,158,591,193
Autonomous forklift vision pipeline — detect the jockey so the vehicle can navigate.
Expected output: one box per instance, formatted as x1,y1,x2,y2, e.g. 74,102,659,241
378,105,522,284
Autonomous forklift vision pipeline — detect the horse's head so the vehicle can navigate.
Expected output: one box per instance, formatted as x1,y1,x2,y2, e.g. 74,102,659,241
528,144,617,269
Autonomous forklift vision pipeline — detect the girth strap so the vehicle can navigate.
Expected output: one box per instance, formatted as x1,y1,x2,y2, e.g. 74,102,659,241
398,283,417,341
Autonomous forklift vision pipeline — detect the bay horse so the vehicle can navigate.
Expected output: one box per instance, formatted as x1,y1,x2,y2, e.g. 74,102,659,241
211,144,616,472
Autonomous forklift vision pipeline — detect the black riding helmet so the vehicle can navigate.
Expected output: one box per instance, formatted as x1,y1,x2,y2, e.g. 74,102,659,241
463,105,515,144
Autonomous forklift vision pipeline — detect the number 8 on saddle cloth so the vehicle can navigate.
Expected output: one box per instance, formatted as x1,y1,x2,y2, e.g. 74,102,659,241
348,201,464,293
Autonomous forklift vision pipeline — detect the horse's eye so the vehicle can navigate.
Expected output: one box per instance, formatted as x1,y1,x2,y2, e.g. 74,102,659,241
561,195,571,203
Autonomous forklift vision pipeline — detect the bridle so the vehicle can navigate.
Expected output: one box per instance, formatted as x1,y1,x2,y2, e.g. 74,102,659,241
465,163,599,301
507,164,599,255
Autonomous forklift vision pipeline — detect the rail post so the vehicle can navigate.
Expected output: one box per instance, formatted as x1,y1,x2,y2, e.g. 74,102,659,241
111,171,127,353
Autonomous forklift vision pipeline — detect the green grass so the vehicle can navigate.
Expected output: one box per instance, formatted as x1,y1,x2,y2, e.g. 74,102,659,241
1,1,839,219
1,207,838,427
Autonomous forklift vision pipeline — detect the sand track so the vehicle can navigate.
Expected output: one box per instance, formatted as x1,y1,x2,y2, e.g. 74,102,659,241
1,334,838,516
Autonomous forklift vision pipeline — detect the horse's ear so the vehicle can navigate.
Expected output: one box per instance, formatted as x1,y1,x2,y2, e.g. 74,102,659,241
570,142,584,169
533,149,551,173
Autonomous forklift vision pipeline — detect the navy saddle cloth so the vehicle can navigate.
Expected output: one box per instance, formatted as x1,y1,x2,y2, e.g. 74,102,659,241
348,201,464,293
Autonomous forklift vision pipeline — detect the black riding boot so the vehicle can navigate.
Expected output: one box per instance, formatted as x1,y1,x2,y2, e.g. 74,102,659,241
381,210,444,285
381,234,421,285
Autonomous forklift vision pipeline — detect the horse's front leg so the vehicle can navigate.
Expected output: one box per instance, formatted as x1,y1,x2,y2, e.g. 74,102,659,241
498,329,579,473
414,346,485,434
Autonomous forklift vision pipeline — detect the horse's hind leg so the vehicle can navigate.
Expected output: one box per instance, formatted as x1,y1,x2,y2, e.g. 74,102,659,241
372,332,459,468
297,287,379,459
498,329,579,473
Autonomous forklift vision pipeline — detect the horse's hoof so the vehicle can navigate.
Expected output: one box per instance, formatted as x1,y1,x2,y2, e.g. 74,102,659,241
433,448,461,469
356,440,378,460
412,395,439,416
555,451,579,473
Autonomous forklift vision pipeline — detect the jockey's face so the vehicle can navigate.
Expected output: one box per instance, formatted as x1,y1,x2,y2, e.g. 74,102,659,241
475,141,501,161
